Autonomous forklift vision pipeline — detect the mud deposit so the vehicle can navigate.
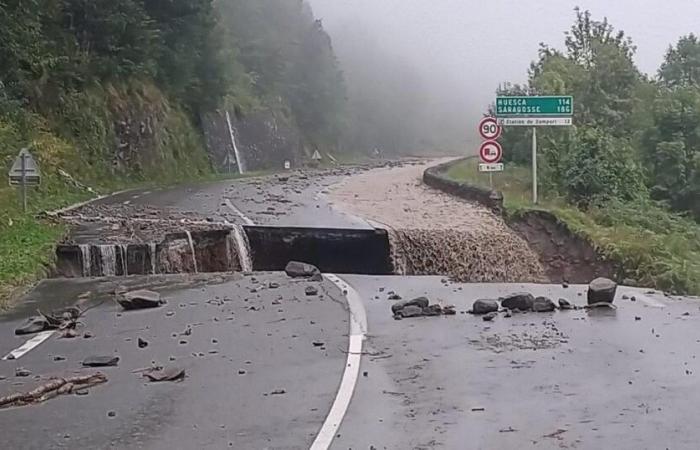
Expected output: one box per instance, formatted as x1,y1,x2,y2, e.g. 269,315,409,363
329,161,546,283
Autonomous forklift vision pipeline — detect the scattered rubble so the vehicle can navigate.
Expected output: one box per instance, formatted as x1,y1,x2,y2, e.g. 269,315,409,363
143,366,185,382
587,278,617,304
558,298,573,310
482,312,498,322
82,356,120,367
305,286,319,296
391,297,455,319
0,373,107,408
117,290,164,310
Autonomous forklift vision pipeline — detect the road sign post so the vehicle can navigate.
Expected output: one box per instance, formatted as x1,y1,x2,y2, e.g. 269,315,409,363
9,148,41,212
495,95,573,205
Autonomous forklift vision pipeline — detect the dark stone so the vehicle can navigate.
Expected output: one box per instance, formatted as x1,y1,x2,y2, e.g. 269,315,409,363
138,338,149,348
284,261,321,279
305,286,319,296
587,278,617,304
501,293,535,311
118,290,163,310
482,312,498,322
558,298,573,310
82,356,120,367
15,317,52,335
268,282,280,289
472,299,499,315
443,305,457,315
422,304,443,316
391,297,430,314
399,305,424,318
532,297,556,312
15,367,32,377
388,293,402,300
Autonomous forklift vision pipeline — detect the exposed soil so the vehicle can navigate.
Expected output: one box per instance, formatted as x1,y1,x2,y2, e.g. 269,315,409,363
328,160,547,283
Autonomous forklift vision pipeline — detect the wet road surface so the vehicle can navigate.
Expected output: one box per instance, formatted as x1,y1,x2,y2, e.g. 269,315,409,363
1,274,699,449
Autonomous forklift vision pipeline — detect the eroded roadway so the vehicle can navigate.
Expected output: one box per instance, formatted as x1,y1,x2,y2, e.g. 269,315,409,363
1,162,699,449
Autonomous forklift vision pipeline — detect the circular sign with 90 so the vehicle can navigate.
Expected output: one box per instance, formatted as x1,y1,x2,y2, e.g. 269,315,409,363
478,117,502,140
479,140,503,164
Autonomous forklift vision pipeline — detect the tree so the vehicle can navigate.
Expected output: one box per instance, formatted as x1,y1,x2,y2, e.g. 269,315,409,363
659,34,700,88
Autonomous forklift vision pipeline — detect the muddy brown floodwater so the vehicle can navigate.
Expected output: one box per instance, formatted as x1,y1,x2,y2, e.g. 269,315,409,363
327,159,547,283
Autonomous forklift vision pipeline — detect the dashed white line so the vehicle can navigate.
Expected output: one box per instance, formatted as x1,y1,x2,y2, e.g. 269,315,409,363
311,274,367,450
2,331,55,360
224,198,254,225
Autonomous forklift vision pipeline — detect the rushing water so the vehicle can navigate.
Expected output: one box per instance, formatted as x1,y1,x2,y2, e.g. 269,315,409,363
149,243,157,274
79,245,92,277
229,225,253,272
225,110,246,174
184,230,199,274
99,245,117,276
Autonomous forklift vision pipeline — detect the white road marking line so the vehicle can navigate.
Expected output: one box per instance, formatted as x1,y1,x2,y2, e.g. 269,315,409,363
3,331,55,360
224,198,254,225
311,274,367,450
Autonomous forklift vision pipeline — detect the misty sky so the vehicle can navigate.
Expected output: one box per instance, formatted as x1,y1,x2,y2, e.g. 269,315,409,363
310,0,700,138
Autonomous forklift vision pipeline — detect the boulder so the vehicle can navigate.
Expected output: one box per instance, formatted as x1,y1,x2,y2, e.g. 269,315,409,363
532,297,556,312
284,261,321,279
558,298,573,310
15,316,52,335
399,305,424,318
587,278,617,304
391,296,430,314
118,290,163,310
501,293,535,311
472,299,499,315
422,304,443,316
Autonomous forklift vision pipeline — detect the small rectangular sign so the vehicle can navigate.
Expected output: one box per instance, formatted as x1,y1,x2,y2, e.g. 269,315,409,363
9,174,41,186
497,117,572,127
496,96,573,117
478,163,504,172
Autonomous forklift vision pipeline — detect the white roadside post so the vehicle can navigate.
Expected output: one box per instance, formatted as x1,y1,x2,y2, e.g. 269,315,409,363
495,96,573,205
532,127,538,204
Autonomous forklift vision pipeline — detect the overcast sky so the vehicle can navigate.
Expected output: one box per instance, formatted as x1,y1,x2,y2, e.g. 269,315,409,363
309,0,700,133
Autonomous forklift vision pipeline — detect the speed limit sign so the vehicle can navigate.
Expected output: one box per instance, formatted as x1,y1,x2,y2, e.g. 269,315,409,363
478,117,502,140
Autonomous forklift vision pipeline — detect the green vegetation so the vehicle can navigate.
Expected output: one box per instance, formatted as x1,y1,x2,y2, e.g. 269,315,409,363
447,158,700,295
0,0,348,303
482,8,700,295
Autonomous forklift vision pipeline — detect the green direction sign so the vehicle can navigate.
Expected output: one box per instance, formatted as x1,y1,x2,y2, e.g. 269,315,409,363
496,96,573,117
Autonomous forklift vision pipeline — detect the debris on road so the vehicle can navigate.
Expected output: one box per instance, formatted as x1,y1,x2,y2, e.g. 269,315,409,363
15,317,52,335
0,373,107,409
284,261,322,281
82,356,120,367
532,297,556,312
143,366,185,382
501,293,535,311
305,286,319,296
391,297,456,319
587,278,617,305
558,298,573,310
15,368,32,377
269,389,286,395
138,337,149,348
471,299,499,314
117,290,164,310
482,311,498,321
15,306,82,336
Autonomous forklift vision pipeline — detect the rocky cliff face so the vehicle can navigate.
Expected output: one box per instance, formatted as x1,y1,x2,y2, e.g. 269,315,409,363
203,109,301,173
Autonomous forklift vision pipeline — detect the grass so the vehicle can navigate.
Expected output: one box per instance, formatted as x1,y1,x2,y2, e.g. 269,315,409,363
445,158,700,295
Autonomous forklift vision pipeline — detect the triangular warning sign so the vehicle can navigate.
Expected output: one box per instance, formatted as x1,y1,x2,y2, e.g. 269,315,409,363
312,150,322,160
9,148,39,176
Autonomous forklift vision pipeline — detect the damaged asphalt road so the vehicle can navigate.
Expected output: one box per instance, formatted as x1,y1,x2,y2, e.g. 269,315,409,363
0,273,348,450
1,273,699,449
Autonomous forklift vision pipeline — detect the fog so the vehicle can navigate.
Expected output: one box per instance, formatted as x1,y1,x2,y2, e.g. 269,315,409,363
309,0,700,152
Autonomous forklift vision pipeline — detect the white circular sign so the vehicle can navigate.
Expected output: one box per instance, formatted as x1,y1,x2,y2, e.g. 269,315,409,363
478,117,502,140
479,140,503,164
